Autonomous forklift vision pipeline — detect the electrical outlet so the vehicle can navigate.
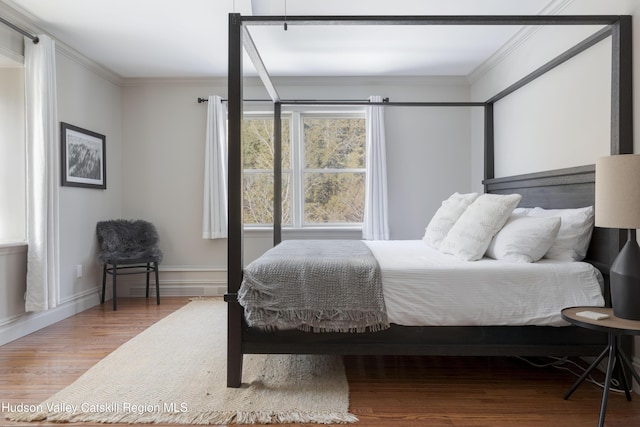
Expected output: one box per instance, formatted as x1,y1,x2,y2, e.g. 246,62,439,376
76,264,83,278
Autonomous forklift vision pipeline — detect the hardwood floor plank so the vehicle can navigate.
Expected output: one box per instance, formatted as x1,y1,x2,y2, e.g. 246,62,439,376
344,354,640,427
0,297,638,426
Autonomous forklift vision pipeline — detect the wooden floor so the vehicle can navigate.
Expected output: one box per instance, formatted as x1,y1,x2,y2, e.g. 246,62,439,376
1,297,639,427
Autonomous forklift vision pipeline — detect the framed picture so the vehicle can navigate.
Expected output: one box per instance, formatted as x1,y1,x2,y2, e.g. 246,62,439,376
61,122,106,189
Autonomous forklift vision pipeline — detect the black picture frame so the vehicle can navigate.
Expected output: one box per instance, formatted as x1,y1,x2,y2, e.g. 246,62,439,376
61,122,106,189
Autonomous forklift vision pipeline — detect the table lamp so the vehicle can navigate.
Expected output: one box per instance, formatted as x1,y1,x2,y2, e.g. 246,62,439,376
595,154,640,320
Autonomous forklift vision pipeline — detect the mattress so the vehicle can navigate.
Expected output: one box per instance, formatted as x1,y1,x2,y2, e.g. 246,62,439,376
364,240,604,327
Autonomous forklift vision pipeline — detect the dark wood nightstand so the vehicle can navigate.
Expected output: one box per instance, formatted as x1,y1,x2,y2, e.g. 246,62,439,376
561,306,640,427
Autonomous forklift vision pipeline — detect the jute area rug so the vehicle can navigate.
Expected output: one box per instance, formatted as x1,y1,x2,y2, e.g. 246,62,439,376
6,299,357,424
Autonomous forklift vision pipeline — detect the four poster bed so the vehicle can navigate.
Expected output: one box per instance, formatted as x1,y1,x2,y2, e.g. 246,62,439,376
224,14,633,387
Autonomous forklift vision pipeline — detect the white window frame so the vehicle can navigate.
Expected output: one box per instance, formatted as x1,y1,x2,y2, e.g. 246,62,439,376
243,106,365,231
0,66,27,243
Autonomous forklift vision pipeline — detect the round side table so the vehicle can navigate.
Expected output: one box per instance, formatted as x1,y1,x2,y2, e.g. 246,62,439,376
561,306,640,427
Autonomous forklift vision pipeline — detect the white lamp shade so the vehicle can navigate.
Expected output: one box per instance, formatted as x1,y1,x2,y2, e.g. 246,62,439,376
595,154,640,229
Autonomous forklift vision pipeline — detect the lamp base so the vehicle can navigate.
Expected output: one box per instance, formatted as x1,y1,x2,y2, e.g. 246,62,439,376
610,233,640,320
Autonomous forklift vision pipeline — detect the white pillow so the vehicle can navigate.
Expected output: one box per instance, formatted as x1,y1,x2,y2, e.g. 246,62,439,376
485,214,561,263
527,206,594,261
512,207,532,215
422,192,479,249
439,193,523,261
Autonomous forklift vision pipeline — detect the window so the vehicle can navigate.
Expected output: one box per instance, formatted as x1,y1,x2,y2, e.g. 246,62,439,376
0,66,26,242
242,109,366,228
242,114,292,225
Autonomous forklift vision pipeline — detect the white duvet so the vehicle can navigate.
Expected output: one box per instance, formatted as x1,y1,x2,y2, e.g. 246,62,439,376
364,240,605,327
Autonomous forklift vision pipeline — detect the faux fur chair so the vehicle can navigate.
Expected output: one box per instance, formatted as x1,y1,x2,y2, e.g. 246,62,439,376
96,219,163,311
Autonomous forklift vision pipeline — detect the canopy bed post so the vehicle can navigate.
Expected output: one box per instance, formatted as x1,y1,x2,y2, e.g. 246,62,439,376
226,12,244,388
609,14,635,368
484,102,494,190
273,102,282,246
610,15,633,158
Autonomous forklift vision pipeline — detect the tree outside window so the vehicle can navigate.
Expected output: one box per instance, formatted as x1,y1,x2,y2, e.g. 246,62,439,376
242,111,365,227
242,116,291,225
303,116,365,224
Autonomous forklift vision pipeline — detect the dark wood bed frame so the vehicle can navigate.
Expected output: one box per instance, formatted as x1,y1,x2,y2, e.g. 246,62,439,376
224,14,633,387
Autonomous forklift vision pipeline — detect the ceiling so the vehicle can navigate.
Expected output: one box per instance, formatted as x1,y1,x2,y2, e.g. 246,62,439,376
2,0,557,79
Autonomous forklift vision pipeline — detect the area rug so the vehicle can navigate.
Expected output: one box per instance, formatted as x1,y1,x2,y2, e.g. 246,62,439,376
6,299,357,424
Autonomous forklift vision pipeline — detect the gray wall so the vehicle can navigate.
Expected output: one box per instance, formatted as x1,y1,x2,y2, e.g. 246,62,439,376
0,3,123,344
470,0,640,389
120,76,472,292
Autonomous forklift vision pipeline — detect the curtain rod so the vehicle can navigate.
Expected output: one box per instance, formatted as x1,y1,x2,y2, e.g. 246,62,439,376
197,97,275,103
197,97,390,104
0,16,39,44
197,97,483,107
277,100,482,107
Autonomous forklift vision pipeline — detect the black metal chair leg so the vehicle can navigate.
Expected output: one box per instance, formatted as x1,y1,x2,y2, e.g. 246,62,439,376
145,262,150,298
154,262,160,305
112,264,117,311
101,265,107,304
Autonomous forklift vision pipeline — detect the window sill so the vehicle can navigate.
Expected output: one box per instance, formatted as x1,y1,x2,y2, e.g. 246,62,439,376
0,241,28,256
244,227,362,240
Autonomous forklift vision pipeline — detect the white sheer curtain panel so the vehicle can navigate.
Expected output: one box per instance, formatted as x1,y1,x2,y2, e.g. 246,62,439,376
363,95,389,240
24,34,60,312
202,95,228,239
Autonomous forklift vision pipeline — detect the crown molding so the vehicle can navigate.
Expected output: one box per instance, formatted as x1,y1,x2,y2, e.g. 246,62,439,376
270,75,470,87
0,0,124,86
467,0,575,84
55,43,124,86
0,1,38,35
121,75,470,89
121,77,227,87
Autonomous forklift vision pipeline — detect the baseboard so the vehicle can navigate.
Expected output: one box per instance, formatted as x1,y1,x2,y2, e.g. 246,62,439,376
102,266,228,298
0,289,100,346
1,267,227,346
125,283,226,297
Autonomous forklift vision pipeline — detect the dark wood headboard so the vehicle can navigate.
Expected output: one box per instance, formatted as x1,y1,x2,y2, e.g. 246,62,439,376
484,164,624,306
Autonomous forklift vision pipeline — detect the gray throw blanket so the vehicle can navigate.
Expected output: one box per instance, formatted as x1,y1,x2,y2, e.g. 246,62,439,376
238,240,389,333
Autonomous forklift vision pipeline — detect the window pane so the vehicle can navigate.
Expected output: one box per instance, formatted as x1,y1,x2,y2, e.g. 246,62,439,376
304,117,365,169
0,68,26,241
304,172,364,224
242,117,290,169
243,173,291,225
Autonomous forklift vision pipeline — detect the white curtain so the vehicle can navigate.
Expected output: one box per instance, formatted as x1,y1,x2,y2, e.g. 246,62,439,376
363,95,389,240
24,35,60,312
202,95,228,239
